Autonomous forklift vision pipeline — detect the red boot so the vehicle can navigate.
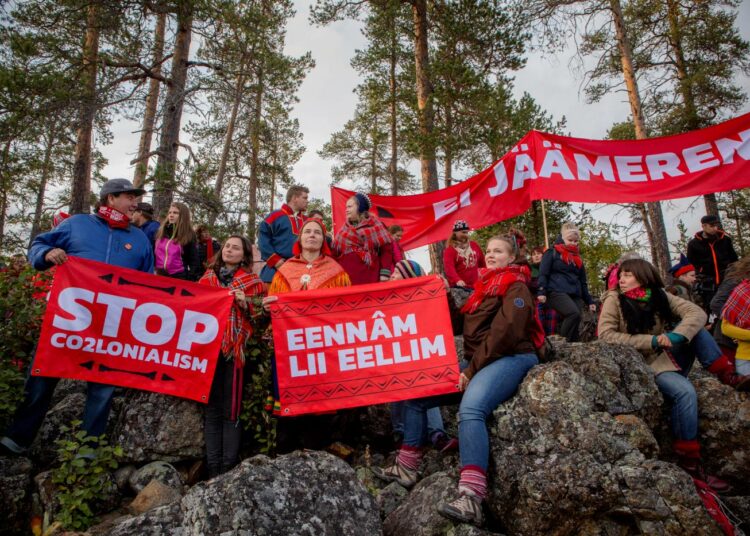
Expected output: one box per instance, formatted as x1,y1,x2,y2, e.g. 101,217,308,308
673,439,732,494
706,355,750,391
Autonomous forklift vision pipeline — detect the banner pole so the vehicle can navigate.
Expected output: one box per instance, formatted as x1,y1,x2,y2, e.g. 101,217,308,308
541,199,549,249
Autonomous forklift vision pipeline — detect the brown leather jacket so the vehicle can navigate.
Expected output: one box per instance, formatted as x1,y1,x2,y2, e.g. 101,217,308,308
462,282,537,379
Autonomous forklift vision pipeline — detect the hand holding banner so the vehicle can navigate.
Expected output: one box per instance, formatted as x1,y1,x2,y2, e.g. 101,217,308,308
34,257,233,402
270,276,460,416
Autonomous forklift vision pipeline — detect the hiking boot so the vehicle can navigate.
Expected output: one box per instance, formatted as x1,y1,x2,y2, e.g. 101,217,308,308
707,356,750,391
678,457,733,494
371,461,418,489
438,493,483,526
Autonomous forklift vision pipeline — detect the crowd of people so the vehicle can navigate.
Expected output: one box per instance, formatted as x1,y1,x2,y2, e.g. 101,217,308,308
1,178,749,528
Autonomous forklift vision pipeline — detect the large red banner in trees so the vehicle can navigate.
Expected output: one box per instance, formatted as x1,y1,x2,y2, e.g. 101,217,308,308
269,276,460,416
33,257,233,403
332,112,750,250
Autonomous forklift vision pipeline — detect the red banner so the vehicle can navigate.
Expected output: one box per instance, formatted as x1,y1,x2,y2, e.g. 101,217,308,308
270,276,460,416
332,112,750,250
33,257,233,403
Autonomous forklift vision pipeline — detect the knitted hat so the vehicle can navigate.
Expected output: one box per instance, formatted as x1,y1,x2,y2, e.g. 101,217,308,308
354,192,372,214
669,254,695,278
292,218,332,257
394,260,424,279
561,222,580,240
453,220,470,232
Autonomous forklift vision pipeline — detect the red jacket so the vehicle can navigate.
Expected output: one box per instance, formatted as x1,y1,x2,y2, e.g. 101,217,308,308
443,241,485,287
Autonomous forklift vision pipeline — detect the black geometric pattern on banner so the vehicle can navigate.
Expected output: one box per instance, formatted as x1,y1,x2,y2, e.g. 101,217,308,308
280,365,456,403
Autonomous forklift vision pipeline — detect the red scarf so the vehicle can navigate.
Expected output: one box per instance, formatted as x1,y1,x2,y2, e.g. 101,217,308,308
554,243,582,268
199,267,265,420
204,238,215,265
462,264,530,314
98,206,130,229
332,214,392,266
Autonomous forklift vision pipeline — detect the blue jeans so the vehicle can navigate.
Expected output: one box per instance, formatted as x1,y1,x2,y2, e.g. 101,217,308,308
3,355,116,450
403,353,538,471
654,328,720,441
390,402,445,439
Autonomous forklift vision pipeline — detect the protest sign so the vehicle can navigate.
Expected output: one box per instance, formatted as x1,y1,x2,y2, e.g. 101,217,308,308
270,276,460,415
332,112,750,249
34,256,233,402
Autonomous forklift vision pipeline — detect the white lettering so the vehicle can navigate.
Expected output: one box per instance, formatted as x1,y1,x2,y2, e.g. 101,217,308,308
539,149,574,179
177,311,219,352
53,287,95,332
131,303,176,346
574,154,614,181
287,329,305,351
615,156,647,182
95,293,136,337
645,152,683,180
512,154,537,190
488,161,509,197
715,128,750,164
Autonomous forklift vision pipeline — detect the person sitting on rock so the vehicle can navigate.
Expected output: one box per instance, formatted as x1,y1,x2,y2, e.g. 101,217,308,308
710,255,750,373
537,222,597,341
200,235,265,478
388,259,457,452
443,220,485,289
666,254,698,304
372,234,543,527
598,258,750,493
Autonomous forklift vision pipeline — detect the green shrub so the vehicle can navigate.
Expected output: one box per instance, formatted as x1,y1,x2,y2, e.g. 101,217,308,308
51,421,122,531
0,365,24,430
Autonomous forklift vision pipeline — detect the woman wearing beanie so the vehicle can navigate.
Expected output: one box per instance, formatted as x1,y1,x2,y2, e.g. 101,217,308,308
374,235,543,526
537,222,596,341
443,220,485,288
598,258,749,494
333,192,394,285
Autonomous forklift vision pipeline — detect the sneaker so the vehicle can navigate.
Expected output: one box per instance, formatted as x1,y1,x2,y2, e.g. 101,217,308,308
371,461,418,489
438,493,483,526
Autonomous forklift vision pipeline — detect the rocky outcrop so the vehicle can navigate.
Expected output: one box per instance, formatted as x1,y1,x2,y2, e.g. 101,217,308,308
129,479,182,515
0,456,33,534
128,461,183,494
112,391,203,463
108,450,381,535
694,377,750,491
486,344,722,535
384,471,460,536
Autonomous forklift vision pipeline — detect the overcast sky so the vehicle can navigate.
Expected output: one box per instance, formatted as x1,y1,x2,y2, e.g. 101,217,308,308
100,0,750,264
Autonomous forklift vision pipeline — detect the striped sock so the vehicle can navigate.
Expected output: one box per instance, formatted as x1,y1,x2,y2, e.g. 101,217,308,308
396,445,423,471
458,466,487,499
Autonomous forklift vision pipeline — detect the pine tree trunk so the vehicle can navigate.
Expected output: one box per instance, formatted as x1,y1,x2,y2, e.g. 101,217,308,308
444,105,453,188
69,1,101,214
29,125,57,246
152,1,193,217
664,0,718,218
412,0,442,272
0,140,11,250
611,0,670,274
133,10,166,189
388,17,399,196
247,68,264,240
210,67,247,226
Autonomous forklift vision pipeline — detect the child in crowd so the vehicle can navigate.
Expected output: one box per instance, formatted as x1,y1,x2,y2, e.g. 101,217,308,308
667,254,698,304
598,258,749,493
373,235,542,526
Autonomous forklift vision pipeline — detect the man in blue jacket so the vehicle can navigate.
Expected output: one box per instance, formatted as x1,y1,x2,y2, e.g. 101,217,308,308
258,185,309,283
0,178,154,456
